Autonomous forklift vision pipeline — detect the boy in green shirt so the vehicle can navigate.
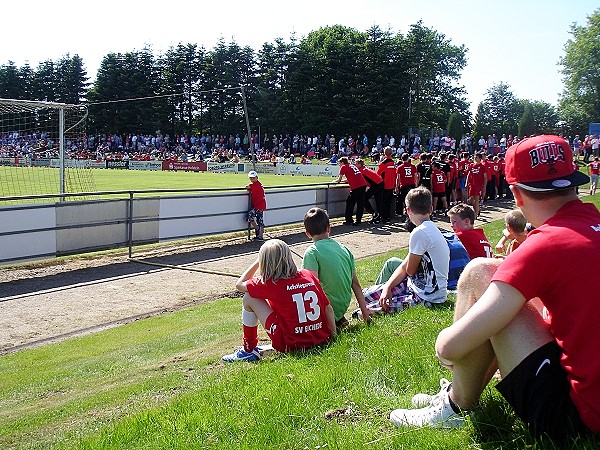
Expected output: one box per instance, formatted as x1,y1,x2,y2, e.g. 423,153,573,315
302,207,371,328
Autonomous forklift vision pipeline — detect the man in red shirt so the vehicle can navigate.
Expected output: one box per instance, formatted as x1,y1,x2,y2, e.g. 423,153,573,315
498,153,510,199
465,152,487,219
377,146,398,223
335,157,368,225
356,158,384,223
396,153,418,218
447,154,459,206
483,153,496,201
457,152,470,203
430,161,448,214
390,135,598,444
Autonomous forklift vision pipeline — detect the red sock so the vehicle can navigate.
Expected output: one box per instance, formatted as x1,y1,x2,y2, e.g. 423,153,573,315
243,325,258,352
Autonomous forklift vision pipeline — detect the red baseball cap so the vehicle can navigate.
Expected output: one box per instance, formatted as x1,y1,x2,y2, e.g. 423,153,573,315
505,135,589,191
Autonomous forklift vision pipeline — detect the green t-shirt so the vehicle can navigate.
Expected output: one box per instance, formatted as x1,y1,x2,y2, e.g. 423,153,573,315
302,238,355,321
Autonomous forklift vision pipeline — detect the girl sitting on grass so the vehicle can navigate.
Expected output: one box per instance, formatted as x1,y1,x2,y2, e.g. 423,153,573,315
222,239,336,362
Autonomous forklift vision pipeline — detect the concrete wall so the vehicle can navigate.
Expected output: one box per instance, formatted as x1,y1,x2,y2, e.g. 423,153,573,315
0,185,349,265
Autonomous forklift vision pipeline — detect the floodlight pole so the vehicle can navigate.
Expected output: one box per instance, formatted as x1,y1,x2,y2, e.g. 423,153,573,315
239,86,256,171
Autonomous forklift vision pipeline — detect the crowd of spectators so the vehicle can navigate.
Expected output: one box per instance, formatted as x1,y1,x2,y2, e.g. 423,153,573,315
1,130,594,166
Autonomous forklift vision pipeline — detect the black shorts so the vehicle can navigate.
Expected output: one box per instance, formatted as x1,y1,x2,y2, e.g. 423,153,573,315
496,341,588,441
432,192,445,198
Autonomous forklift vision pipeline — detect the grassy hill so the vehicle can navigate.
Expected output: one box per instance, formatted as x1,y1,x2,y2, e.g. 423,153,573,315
3,198,600,449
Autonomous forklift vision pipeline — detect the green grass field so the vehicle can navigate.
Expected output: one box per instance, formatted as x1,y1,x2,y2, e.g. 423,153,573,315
0,166,338,200
2,198,600,449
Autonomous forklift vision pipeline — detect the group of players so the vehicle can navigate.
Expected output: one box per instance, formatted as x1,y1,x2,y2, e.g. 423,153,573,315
333,146,510,226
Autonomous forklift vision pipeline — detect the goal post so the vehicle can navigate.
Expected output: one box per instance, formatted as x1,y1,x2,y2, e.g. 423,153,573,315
0,98,95,202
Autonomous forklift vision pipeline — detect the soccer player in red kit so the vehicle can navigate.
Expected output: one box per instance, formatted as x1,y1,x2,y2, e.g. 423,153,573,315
588,156,599,195
335,156,368,225
223,239,336,362
356,158,384,222
396,153,418,217
430,161,448,214
466,152,487,219
377,146,398,223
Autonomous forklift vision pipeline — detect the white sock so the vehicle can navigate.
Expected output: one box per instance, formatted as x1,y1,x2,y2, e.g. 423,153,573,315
242,308,258,327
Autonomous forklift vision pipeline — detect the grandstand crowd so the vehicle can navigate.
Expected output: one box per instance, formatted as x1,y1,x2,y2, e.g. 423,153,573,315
2,130,598,165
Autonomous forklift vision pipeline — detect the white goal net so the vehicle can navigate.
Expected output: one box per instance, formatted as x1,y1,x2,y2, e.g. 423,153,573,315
0,99,96,203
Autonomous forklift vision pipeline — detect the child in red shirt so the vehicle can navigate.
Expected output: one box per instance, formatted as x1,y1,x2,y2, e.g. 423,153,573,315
222,239,336,362
246,170,266,240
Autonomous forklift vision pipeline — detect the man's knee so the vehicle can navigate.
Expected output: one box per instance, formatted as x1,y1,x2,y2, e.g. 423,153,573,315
455,258,502,315
458,257,501,290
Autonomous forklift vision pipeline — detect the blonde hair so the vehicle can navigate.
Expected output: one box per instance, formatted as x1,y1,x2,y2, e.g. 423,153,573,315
505,209,527,234
258,239,298,283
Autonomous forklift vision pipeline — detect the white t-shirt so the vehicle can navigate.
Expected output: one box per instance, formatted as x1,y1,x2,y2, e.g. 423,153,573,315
407,220,450,303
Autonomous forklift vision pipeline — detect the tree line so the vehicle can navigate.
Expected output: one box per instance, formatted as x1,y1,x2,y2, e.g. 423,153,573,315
0,13,598,143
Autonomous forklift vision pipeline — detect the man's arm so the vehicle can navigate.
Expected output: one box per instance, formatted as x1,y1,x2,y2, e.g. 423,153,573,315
351,271,371,322
379,253,422,308
325,304,337,338
435,281,526,365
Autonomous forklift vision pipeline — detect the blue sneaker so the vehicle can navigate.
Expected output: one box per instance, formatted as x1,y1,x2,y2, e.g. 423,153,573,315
222,347,261,363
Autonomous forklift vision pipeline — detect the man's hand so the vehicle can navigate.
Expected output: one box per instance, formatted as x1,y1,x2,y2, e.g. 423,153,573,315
379,284,392,312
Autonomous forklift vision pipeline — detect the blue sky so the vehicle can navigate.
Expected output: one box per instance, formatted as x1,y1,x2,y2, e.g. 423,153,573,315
3,0,597,113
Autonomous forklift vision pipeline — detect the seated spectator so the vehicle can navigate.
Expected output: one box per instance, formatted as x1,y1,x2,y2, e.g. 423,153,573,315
495,209,528,256
447,203,493,258
302,207,371,329
376,187,450,309
370,227,468,302
222,239,336,362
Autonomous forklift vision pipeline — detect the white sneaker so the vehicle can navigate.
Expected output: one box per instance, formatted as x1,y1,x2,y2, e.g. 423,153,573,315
390,385,464,428
411,378,451,407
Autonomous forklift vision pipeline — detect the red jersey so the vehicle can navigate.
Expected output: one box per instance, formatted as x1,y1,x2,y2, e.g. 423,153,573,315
397,161,417,188
485,160,494,178
590,161,600,175
491,161,500,185
340,163,368,190
492,200,600,433
246,269,332,352
455,228,492,259
467,162,486,190
358,165,383,186
431,168,447,194
377,158,397,190
457,158,469,179
247,180,266,210
448,161,458,184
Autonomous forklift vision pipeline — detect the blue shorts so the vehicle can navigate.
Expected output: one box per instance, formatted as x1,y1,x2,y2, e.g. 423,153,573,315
247,209,264,226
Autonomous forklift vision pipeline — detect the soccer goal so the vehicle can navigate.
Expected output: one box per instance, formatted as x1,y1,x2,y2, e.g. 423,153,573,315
0,99,96,203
